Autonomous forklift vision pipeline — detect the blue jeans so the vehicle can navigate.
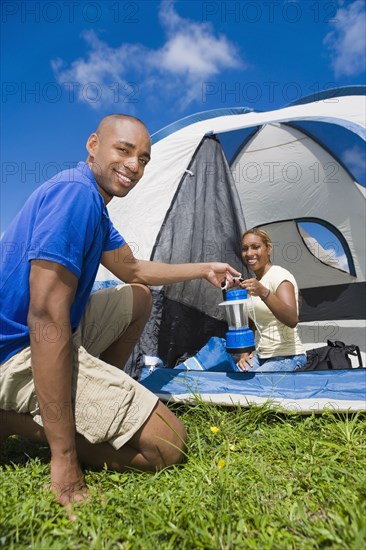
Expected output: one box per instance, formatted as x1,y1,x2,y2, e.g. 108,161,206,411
250,354,307,372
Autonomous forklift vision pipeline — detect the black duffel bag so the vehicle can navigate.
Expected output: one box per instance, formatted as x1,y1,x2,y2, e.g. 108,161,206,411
298,340,364,371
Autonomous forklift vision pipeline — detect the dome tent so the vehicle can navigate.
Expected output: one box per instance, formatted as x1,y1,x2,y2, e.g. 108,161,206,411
97,87,366,412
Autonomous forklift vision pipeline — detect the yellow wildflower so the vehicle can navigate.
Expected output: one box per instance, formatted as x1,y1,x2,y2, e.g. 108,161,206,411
210,426,219,434
217,459,226,469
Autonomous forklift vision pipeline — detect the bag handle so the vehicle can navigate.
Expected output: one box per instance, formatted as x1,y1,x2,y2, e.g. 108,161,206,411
327,340,345,348
346,346,364,369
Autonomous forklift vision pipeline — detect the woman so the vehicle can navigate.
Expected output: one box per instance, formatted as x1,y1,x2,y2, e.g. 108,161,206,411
237,228,306,372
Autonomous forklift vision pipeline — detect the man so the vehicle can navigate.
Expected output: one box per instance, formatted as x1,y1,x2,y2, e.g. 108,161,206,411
0,114,240,510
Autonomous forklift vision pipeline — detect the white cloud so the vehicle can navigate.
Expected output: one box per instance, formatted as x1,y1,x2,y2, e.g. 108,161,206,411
336,253,349,272
156,0,241,78
324,0,366,77
51,0,243,110
342,144,366,182
51,30,148,110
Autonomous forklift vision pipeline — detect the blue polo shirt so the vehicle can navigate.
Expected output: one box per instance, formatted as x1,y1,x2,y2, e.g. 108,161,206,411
0,162,125,363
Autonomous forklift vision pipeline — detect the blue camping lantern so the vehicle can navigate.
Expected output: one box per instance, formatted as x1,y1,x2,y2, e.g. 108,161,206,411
219,289,255,353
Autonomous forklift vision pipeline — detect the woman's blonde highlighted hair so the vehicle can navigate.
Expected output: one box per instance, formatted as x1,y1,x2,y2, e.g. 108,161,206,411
242,227,272,248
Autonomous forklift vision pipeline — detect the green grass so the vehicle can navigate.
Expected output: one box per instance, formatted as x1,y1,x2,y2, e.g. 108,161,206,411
1,403,365,549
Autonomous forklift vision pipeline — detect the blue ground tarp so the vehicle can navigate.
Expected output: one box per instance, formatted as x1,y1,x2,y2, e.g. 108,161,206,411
140,368,366,413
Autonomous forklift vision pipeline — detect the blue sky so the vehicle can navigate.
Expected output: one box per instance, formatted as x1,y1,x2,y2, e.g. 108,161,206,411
1,0,365,237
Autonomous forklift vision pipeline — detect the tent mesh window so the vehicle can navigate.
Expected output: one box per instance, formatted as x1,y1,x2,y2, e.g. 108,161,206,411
126,136,250,374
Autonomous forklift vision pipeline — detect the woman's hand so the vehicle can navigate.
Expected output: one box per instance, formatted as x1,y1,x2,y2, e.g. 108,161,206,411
239,278,268,299
237,352,254,371
241,278,298,328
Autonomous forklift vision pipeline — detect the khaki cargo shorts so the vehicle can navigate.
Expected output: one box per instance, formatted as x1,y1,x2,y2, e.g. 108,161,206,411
0,284,158,449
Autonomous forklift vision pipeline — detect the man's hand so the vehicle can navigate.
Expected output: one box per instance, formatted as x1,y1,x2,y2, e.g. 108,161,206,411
50,452,88,510
204,263,241,288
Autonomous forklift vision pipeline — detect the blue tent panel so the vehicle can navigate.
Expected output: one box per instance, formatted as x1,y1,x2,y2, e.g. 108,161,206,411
287,85,366,107
151,107,255,144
